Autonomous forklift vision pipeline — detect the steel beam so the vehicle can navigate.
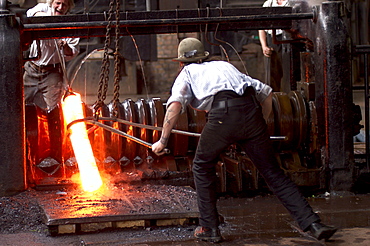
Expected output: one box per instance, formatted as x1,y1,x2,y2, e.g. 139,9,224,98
20,7,314,43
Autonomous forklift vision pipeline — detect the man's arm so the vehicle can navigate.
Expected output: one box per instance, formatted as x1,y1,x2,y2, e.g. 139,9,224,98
26,3,49,17
59,38,79,57
258,30,273,57
55,38,80,63
152,101,182,155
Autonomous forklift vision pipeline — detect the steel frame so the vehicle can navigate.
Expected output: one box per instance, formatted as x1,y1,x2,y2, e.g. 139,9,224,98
20,7,313,42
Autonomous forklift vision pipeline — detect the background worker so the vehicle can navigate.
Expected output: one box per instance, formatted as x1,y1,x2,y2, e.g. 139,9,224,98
23,0,80,180
152,37,337,243
23,0,80,112
258,0,289,92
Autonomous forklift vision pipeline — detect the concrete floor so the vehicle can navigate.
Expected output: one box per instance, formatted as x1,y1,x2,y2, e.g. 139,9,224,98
2,191,370,246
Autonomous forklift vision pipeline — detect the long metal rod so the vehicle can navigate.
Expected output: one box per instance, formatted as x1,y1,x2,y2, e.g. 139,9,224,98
23,13,313,31
68,116,287,140
85,120,170,154
67,116,201,137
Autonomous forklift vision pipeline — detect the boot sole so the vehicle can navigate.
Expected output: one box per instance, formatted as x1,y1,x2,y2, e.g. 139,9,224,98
195,236,222,243
317,228,338,241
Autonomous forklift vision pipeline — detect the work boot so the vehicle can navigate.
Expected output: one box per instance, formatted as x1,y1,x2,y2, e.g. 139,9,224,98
194,226,222,243
309,222,337,241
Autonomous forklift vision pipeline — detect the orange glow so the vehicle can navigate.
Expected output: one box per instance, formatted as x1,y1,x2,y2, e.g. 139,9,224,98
62,93,103,192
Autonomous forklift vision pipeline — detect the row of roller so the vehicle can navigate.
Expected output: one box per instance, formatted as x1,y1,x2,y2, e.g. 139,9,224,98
24,90,315,183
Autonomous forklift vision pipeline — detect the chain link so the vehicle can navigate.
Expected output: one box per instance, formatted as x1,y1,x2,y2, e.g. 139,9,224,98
95,0,115,115
112,0,121,117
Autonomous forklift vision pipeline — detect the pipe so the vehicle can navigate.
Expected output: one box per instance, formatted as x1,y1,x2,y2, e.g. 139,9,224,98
146,0,150,11
23,13,314,31
0,0,7,12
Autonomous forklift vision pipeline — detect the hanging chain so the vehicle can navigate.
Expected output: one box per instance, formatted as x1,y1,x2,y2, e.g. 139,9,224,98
95,0,115,115
112,0,121,117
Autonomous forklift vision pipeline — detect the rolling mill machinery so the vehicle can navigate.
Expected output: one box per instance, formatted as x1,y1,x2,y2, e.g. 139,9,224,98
0,0,368,197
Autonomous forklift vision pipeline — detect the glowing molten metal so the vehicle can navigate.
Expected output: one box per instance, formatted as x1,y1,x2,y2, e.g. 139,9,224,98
62,93,103,192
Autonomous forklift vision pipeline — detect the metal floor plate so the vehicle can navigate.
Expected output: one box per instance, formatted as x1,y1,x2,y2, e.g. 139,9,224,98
35,184,199,226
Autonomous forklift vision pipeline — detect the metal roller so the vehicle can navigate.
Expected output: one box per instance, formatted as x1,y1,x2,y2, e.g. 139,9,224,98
134,98,151,167
148,98,164,144
25,91,310,183
121,98,138,168
272,92,294,150
106,101,125,173
288,90,308,150
88,104,110,167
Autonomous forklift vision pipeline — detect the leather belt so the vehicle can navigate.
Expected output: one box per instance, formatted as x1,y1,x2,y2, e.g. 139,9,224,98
212,96,249,110
29,62,61,71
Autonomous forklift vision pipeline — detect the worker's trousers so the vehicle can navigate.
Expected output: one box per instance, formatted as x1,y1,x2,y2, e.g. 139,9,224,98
23,61,65,112
192,88,320,231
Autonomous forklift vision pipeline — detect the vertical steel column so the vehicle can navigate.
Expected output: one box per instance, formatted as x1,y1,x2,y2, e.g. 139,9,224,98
314,1,354,191
0,3,26,196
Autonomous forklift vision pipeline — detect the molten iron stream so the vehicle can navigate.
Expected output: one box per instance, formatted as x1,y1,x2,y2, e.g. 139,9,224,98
62,93,103,192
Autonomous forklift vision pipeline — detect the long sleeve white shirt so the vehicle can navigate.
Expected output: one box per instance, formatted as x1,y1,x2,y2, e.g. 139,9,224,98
167,61,272,113
27,3,80,66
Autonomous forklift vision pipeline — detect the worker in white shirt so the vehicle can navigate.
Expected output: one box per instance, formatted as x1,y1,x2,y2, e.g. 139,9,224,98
258,0,290,92
152,37,337,243
23,0,80,112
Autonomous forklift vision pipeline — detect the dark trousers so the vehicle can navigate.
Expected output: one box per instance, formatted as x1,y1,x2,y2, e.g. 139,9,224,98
192,88,319,231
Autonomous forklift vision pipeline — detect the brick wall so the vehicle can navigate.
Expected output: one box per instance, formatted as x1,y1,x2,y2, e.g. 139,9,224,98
145,33,198,95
